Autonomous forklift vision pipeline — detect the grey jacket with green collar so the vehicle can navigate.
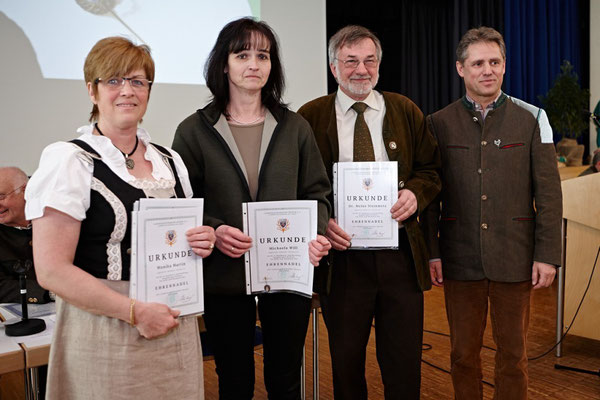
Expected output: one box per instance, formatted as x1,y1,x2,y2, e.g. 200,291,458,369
172,102,331,294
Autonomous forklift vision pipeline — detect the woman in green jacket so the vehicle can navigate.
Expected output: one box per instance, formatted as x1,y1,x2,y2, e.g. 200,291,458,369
172,17,331,399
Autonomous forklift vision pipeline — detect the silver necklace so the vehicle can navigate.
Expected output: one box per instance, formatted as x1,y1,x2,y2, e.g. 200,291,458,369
227,109,265,125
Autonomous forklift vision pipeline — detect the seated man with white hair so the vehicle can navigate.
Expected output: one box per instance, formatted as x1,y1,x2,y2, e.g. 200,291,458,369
0,166,50,303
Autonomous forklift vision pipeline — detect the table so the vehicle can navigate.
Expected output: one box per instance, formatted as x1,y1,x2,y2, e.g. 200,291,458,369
0,306,53,400
0,328,26,400
0,328,24,375
20,331,52,400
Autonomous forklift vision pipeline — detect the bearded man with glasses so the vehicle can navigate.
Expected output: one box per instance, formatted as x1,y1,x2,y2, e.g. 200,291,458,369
299,25,441,399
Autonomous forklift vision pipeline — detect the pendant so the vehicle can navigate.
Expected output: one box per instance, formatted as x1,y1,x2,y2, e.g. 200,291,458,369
125,158,135,169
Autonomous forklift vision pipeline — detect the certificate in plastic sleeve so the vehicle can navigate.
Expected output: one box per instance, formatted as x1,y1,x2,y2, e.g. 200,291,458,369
242,200,317,298
130,200,204,316
333,161,399,249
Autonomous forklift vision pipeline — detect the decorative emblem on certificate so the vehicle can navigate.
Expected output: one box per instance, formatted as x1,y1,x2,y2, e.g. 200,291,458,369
333,162,399,249
277,218,290,232
165,230,177,246
243,200,317,298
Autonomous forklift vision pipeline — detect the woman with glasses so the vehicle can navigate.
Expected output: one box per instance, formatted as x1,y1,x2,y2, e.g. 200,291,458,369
25,37,214,399
172,18,332,399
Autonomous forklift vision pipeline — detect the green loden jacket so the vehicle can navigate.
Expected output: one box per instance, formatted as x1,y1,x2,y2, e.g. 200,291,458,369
173,102,331,295
298,91,441,292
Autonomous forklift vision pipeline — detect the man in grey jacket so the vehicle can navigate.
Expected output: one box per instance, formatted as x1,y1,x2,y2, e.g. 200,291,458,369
424,27,562,400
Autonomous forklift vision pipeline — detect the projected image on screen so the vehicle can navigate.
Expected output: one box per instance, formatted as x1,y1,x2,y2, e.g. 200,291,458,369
0,0,260,85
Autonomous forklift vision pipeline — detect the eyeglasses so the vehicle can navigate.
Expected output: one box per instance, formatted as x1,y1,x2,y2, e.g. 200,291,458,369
0,183,26,201
94,77,152,90
336,58,379,69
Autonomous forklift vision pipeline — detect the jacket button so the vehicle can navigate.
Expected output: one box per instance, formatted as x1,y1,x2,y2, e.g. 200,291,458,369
127,248,132,255
477,168,482,174
481,141,487,146
481,223,488,230
389,141,397,150
473,116,478,122
398,181,405,189
481,194,488,200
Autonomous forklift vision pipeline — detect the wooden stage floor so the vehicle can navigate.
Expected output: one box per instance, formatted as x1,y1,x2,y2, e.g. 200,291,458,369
204,282,600,399
2,281,599,399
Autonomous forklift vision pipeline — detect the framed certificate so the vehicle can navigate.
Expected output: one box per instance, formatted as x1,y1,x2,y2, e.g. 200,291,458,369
333,162,399,249
130,199,204,316
242,200,317,298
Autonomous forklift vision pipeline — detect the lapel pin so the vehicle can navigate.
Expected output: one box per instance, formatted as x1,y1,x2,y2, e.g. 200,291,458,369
494,139,501,147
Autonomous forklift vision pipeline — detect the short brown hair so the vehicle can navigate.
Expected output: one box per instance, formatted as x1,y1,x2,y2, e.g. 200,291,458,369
456,27,505,64
328,25,382,65
84,37,155,122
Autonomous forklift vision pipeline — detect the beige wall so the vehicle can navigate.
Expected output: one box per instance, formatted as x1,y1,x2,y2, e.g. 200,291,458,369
0,1,327,175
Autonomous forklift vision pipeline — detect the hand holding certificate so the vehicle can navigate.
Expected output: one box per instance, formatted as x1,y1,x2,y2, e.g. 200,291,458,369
130,198,205,316
333,162,399,249
243,200,318,298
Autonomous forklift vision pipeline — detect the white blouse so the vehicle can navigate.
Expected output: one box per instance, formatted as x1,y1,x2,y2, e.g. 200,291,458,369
25,124,193,221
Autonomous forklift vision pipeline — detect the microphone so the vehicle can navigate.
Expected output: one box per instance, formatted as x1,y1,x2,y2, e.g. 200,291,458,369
5,260,46,337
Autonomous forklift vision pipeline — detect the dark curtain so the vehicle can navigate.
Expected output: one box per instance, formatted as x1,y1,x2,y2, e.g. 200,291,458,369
503,0,588,149
326,0,504,116
503,0,582,107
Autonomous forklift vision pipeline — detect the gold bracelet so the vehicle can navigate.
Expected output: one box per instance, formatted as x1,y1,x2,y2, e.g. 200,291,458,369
129,298,136,326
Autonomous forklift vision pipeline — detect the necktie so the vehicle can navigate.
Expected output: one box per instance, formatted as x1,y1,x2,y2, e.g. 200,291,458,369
352,102,375,161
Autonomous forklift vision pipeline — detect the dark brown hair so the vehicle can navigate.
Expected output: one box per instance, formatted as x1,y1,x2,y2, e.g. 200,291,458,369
204,17,285,114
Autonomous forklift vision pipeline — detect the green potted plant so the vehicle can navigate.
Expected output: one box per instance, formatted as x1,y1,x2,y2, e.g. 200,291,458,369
539,60,590,166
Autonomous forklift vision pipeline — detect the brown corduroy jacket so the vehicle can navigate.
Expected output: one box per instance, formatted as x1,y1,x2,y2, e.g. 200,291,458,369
423,95,563,282
298,91,441,292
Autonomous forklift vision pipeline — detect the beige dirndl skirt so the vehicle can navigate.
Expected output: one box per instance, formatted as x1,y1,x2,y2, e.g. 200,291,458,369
46,280,203,400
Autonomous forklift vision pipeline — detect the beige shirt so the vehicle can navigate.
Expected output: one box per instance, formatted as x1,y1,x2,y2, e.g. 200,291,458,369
230,122,264,201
